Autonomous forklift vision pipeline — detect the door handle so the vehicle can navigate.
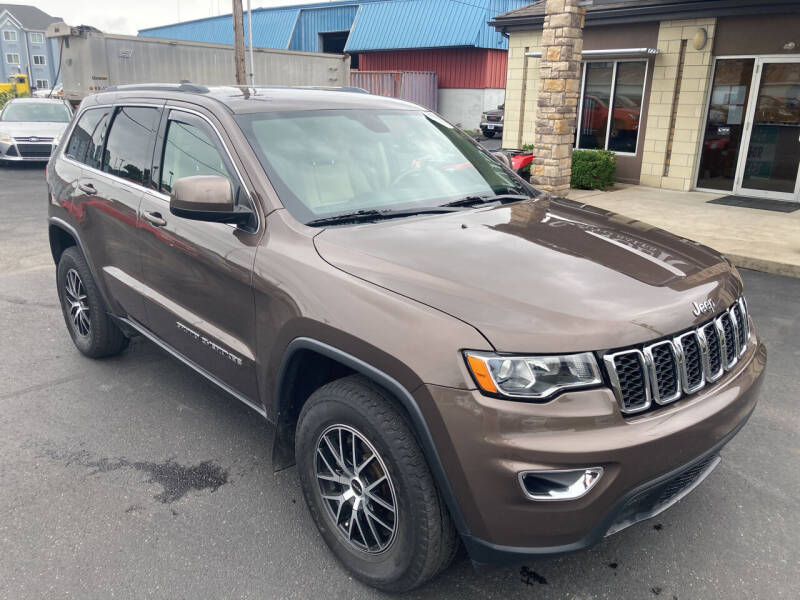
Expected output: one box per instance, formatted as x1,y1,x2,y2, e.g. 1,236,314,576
142,210,167,227
78,182,96,194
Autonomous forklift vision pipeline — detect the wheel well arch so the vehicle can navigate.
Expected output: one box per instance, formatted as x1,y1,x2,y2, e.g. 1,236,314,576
49,222,77,264
271,337,470,536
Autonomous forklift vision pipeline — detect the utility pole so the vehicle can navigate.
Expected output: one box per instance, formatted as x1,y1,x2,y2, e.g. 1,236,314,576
232,0,247,86
247,0,255,86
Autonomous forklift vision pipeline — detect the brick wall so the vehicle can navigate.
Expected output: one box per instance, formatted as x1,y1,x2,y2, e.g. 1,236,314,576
639,18,717,190
502,31,542,150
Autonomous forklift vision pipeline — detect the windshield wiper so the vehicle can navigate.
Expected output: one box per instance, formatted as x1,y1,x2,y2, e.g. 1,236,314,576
305,206,460,227
441,194,531,208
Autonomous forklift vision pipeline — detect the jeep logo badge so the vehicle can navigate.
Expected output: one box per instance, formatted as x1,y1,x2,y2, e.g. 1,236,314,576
692,299,715,317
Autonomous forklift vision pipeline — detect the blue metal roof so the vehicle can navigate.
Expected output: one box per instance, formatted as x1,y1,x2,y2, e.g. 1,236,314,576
138,0,529,53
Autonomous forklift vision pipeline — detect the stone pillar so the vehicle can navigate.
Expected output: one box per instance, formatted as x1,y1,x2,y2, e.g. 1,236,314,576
531,0,586,196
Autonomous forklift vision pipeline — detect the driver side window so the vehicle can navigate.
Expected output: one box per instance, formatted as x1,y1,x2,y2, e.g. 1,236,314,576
160,115,234,196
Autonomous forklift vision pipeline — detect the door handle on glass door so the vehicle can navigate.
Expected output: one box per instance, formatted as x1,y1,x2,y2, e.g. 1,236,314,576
142,211,167,227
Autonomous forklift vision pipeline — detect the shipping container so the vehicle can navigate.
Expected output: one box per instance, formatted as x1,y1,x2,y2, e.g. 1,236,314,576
359,48,508,89
46,23,350,104
350,71,437,111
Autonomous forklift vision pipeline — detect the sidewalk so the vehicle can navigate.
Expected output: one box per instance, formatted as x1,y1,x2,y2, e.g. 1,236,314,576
569,185,800,279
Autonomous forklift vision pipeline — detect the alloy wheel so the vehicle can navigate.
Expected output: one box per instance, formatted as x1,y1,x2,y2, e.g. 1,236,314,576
64,268,90,337
314,424,398,554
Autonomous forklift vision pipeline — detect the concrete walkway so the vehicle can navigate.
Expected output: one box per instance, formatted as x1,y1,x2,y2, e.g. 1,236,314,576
569,185,800,278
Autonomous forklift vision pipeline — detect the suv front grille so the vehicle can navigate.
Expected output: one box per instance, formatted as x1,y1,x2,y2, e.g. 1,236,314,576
603,297,750,415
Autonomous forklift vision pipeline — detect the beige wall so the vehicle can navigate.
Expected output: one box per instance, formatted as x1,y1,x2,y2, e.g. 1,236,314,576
639,18,717,190
503,19,718,190
502,31,542,149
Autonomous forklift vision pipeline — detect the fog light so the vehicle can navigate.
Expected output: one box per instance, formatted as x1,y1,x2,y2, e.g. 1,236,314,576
518,467,603,501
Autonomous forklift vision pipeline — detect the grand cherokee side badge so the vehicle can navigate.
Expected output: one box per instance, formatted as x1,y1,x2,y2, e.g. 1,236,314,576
692,299,715,317
176,321,243,366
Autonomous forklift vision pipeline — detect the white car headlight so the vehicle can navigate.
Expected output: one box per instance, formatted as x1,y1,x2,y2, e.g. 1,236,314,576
0,131,12,143
465,351,602,399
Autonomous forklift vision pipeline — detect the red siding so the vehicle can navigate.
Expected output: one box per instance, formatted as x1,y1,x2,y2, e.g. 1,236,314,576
358,48,507,89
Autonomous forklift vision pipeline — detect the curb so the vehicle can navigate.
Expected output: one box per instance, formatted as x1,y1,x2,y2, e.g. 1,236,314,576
726,254,800,280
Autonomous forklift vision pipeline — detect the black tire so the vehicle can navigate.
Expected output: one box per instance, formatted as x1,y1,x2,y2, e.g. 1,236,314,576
57,246,129,358
483,130,496,138
296,375,458,592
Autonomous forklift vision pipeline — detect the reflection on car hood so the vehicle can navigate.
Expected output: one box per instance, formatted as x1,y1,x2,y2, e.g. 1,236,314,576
314,198,742,352
0,121,68,138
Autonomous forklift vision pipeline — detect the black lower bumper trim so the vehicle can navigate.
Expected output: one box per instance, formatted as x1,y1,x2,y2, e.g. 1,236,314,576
464,405,755,566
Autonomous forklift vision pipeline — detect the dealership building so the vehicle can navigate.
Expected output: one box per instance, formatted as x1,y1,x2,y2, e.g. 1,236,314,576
139,0,528,128
492,0,800,202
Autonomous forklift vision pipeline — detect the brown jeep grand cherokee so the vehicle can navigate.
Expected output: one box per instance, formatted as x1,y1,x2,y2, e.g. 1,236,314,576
47,85,766,592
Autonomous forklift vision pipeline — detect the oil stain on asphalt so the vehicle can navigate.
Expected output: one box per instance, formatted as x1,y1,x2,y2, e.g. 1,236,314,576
42,446,229,503
520,566,548,585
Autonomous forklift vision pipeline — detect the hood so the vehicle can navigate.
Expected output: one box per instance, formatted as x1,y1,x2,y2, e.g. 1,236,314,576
0,121,69,139
314,198,742,353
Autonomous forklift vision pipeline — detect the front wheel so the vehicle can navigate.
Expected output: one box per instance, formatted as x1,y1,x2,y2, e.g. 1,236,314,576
295,375,458,592
57,246,129,358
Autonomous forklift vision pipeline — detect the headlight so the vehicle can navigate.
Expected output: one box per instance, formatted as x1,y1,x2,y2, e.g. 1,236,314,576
52,133,61,146
0,131,12,143
464,351,602,400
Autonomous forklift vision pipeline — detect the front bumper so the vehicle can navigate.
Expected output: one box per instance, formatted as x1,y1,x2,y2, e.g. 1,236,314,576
480,121,503,132
417,335,766,564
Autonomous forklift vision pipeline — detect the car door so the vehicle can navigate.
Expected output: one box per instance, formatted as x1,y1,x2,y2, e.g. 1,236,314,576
67,104,162,322
136,106,261,401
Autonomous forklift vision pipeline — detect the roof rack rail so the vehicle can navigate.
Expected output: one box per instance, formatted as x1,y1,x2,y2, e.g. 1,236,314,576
103,83,210,94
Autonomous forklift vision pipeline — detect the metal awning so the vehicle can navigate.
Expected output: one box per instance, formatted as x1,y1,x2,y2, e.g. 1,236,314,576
525,47,659,58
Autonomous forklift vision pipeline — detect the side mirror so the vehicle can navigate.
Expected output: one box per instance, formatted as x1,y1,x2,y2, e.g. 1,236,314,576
169,175,253,226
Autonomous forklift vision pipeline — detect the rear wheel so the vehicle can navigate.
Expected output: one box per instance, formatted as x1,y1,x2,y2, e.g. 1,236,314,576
296,375,458,592
483,130,496,138
57,246,129,358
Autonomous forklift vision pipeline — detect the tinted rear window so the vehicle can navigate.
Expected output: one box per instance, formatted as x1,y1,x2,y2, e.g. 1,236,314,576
102,106,161,185
65,108,112,166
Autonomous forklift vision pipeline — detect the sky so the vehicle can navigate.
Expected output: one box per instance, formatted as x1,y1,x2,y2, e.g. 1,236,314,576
15,1,328,35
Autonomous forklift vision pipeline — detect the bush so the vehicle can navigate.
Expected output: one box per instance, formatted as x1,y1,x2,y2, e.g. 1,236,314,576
0,91,14,109
570,149,617,190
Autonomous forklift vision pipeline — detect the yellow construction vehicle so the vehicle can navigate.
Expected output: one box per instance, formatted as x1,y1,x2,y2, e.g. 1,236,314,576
0,74,30,96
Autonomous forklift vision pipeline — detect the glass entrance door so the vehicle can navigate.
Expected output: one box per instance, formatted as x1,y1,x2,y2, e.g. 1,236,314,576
736,58,800,201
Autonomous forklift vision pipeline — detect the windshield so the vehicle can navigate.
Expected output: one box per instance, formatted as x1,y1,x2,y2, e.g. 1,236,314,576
235,109,532,224
1,102,72,123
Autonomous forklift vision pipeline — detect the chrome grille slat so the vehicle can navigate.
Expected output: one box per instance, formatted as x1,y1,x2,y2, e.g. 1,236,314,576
643,340,681,405
604,349,651,414
604,298,749,415
674,331,705,394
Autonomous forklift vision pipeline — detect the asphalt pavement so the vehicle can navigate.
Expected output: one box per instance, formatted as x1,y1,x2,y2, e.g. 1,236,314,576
1,164,797,599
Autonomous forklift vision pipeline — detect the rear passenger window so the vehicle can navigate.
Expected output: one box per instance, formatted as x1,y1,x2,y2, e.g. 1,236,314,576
102,106,161,186
160,116,233,195
65,108,111,166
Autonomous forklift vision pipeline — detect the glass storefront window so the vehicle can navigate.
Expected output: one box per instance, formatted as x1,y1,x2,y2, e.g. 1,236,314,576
609,62,646,153
696,59,755,191
578,62,613,150
576,60,647,154
740,62,800,194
